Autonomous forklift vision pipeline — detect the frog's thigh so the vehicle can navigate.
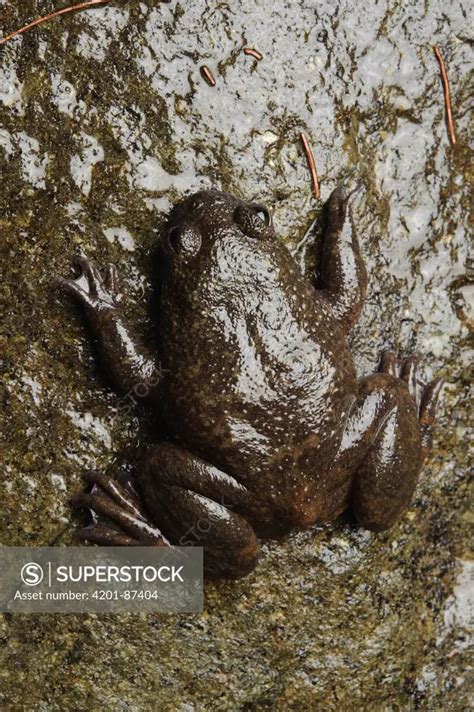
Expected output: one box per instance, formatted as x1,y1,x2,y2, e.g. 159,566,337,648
343,374,422,531
139,443,259,578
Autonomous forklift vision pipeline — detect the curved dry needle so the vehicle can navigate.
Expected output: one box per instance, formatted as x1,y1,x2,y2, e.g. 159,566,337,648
0,0,109,47
200,65,216,87
433,46,456,146
244,47,263,61
300,132,320,199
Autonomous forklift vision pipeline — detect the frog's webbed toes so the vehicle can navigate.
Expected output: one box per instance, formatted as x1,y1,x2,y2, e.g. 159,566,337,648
419,378,444,424
54,256,97,305
72,471,167,547
327,185,349,223
82,469,143,519
398,353,441,420
419,378,444,455
380,351,426,409
53,274,92,306
401,352,422,407
380,350,400,377
101,263,120,296
329,181,364,216
379,350,443,453
72,255,101,291
55,255,119,310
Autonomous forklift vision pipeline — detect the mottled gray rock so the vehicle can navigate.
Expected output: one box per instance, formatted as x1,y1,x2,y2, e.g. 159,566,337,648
0,0,471,709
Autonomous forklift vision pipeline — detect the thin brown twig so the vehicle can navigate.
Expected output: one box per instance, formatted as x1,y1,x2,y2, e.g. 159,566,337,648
243,47,263,61
200,65,216,87
0,0,109,46
433,46,456,145
300,132,320,199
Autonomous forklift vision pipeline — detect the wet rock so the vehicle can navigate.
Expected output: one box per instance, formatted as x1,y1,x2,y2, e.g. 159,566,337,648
0,0,471,708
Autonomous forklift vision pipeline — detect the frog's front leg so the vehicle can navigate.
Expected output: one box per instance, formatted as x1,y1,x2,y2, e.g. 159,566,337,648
315,185,368,331
55,256,163,401
73,443,261,578
331,352,443,530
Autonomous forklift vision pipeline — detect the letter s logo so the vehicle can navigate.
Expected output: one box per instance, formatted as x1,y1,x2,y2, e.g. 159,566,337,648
21,562,44,586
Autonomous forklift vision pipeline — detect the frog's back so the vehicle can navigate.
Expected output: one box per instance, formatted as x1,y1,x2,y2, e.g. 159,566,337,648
158,232,356,498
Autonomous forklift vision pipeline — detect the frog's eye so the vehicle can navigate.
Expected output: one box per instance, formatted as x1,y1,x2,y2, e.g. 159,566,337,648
234,203,273,238
167,225,202,259
251,204,272,227
167,226,182,252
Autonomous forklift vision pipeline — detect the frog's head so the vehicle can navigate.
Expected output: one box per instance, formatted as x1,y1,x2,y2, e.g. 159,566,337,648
159,190,298,302
162,189,275,260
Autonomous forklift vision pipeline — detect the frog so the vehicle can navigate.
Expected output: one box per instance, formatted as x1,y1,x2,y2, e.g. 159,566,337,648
55,186,443,578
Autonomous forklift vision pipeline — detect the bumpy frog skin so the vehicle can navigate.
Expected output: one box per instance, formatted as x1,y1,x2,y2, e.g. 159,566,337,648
56,188,442,578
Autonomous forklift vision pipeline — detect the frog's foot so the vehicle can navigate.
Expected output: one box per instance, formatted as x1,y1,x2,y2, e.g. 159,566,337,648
54,255,121,312
71,471,167,547
379,350,443,457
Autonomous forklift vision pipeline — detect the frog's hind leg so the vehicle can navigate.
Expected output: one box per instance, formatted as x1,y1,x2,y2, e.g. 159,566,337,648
137,443,261,578
71,470,167,546
72,445,261,578
343,352,442,531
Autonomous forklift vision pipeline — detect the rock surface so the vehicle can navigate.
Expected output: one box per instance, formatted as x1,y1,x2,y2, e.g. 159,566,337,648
0,0,471,709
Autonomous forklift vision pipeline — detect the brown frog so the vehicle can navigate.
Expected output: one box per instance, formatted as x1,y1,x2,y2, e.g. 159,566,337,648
56,187,442,578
